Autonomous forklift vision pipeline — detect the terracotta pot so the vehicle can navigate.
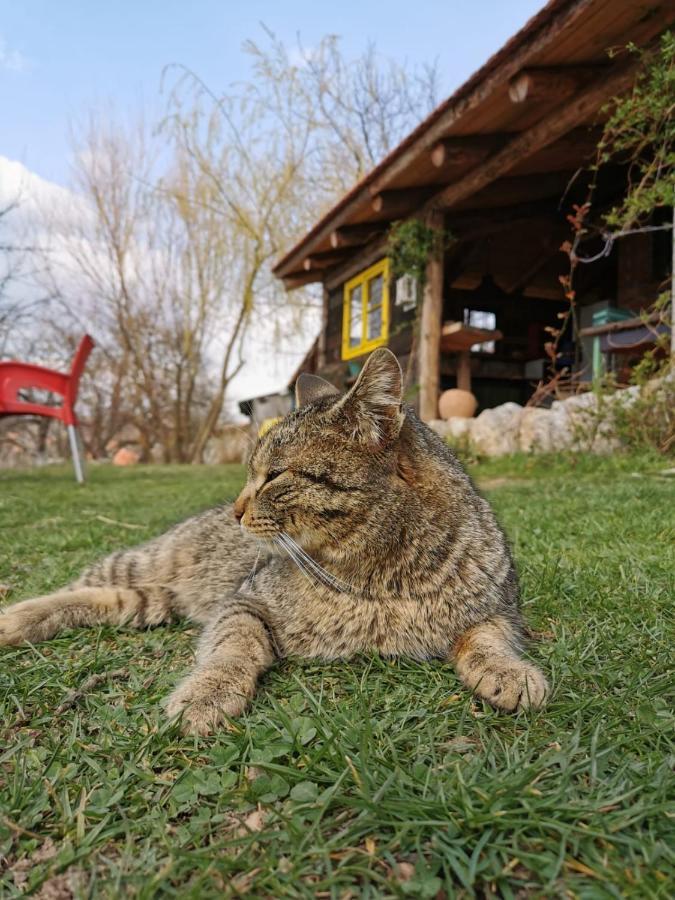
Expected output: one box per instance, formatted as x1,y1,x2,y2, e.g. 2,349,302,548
438,389,477,420
113,447,141,466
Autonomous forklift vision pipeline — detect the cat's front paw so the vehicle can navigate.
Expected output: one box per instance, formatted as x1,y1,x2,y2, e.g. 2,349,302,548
165,665,254,735
466,659,548,712
0,603,46,646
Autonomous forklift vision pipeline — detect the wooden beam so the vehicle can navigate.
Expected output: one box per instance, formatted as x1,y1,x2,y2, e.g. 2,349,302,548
361,0,601,198
318,286,329,369
508,66,606,104
329,223,386,249
274,1,673,278
302,248,353,271
419,210,444,422
430,56,642,213
325,235,389,293
430,134,511,169
371,188,435,218
452,171,577,213
446,199,560,240
509,126,603,175
283,271,322,290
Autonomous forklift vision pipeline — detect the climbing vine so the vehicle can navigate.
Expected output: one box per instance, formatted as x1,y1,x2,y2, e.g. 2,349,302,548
599,31,675,229
386,219,453,398
540,32,675,453
550,32,674,383
387,219,452,287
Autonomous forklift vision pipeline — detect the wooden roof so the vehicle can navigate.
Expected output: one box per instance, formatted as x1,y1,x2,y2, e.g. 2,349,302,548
273,0,674,286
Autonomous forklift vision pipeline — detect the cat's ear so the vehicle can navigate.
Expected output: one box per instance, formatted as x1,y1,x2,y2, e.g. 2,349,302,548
335,348,404,446
295,373,340,408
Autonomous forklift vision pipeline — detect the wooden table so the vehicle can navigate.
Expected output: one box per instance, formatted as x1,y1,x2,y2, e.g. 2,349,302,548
440,321,503,391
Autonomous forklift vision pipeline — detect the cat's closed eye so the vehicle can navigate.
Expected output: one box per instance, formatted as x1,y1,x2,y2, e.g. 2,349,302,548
262,469,286,487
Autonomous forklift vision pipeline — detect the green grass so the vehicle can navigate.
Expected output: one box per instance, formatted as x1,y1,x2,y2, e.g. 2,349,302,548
1,455,674,898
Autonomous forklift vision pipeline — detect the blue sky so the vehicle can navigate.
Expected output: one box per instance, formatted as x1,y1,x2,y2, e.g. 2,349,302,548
1,0,544,187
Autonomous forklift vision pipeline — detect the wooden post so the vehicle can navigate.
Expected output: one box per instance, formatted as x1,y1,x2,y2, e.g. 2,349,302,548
456,351,472,392
671,206,675,358
318,285,329,370
419,211,444,422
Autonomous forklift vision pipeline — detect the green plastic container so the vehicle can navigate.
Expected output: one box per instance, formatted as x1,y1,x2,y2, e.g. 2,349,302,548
591,307,634,379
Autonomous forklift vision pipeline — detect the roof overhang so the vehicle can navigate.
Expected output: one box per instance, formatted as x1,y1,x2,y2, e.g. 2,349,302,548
273,0,674,288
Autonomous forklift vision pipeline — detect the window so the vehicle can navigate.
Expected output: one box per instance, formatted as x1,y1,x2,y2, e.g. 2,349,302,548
342,258,390,360
464,308,497,354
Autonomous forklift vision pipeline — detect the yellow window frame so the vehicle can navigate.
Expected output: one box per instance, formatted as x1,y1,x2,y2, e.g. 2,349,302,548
341,258,390,361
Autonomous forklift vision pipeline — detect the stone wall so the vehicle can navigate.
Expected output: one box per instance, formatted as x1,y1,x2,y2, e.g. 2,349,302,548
428,386,644,457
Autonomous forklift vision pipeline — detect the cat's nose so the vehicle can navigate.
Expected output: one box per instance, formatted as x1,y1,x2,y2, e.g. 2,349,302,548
233,498,246,522
233,488,251,523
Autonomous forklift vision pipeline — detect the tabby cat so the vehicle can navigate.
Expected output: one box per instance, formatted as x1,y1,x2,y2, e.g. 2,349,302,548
0,349,548,733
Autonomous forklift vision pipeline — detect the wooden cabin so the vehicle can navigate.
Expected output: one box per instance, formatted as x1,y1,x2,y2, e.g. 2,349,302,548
272,0,674,419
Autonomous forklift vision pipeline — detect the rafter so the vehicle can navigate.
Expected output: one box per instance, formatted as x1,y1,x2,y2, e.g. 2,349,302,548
283,270,321,289
371,188,435,218
430,134,511,169
430,55,641,212
508,65,607,104
329,223,386,249
302,248,353,271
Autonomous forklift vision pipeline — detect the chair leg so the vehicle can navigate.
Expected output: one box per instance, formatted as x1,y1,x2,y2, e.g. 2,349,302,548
67,424,85,484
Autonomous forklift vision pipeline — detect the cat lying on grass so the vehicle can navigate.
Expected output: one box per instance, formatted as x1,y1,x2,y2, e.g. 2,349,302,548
0,349,548,734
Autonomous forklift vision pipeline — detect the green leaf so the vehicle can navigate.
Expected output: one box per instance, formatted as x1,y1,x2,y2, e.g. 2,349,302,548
289,781,319,803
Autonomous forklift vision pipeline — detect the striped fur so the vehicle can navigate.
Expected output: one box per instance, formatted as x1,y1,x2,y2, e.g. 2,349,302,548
0,349,547,733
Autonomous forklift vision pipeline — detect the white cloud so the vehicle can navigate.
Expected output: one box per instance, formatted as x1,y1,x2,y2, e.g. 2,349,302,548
0,36,30,73
0,156,77,222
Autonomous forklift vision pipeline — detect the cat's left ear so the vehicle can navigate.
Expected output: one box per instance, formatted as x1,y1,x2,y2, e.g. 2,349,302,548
295,373,340,407
334,348,404,446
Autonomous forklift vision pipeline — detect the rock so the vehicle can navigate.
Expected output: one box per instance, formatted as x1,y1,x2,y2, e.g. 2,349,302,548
430,416,475,450
561,391,598,415
432,377,670,458
519,407,553,453
428,419,453,438
470,402,523,456
559,391,617,453
112,447,140,466
438,389,477,420
548,402,574,451
446,417,473,442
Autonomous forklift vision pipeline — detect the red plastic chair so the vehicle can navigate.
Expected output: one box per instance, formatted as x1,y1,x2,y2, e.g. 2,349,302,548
0,335,95,483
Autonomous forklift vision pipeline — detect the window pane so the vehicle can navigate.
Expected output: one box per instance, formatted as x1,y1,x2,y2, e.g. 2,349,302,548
349,284,362,347
464,308,496,330
464,308,496,353
366,274,384,340
368,274,383,310
367,305,382,341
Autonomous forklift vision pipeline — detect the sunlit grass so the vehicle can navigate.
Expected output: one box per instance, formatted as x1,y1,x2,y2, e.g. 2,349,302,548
1,455,673,897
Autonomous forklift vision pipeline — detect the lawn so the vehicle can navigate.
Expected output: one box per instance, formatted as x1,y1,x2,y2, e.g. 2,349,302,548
1,455,673,898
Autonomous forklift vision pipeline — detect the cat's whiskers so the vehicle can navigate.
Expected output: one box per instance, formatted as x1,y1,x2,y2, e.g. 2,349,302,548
283,535,355,593
283,537,351,593
240,547,261,595
274,535,326,592
276,532,356,595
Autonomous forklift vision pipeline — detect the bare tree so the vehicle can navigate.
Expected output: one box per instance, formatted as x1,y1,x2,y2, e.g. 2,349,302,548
244,30,440,196
48,35,439,463
59,92,311,462
0,195,56,358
